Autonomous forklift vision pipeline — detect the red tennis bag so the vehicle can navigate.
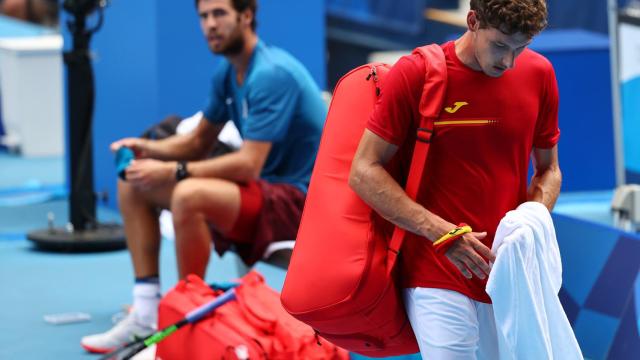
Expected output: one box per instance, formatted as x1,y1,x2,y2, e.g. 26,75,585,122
156,270,349,360
280,45,447,357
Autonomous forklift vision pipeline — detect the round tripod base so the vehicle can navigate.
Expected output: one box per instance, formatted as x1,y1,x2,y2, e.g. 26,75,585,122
27,223,126,252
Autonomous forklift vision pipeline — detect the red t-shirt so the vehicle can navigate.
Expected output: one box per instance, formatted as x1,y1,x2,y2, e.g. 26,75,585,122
367,41,560,302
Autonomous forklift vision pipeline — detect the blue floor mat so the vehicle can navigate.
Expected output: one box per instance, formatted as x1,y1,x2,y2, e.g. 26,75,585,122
0,152,65,207
0,235,287,360
554,190,614,226
0,200,118,238
0,152,63,189
0,184,66,207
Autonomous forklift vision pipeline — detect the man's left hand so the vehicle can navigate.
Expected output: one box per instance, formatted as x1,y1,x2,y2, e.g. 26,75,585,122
444,231,495,279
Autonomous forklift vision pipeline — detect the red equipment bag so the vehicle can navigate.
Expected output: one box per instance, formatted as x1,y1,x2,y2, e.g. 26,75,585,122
156,270,349,360
280,44,447,357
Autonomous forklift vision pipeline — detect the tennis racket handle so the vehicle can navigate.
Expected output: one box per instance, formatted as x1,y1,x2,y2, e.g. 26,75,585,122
185,288,237,322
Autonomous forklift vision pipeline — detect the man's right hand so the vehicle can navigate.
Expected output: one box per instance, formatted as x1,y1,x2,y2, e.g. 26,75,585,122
444,231,495,280
110,137,149,158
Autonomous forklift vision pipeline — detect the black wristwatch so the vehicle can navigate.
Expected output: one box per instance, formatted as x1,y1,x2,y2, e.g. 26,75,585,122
175,161,189,181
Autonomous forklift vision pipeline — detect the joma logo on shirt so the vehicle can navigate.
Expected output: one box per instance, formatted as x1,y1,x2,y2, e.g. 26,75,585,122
444,101,469,113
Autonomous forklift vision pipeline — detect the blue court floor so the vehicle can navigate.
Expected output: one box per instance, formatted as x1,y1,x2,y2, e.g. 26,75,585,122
0,198,289,360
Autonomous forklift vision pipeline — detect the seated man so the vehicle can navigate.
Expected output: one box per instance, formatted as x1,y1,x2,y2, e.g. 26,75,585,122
81,0,326,353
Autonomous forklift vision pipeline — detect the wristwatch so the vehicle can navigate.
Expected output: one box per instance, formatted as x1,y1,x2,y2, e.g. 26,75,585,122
175,161,190,181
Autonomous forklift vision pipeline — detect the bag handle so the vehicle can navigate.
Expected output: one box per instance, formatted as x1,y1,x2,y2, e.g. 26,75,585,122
386,44,448,276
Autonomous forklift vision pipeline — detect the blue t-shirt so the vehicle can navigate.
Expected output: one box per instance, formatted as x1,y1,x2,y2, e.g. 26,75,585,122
203,41,326,193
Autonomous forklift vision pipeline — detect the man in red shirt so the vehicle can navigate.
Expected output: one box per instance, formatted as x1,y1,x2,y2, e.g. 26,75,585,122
349,0,561,358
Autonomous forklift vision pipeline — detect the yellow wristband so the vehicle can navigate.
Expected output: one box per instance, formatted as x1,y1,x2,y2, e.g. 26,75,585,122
432,224,472,247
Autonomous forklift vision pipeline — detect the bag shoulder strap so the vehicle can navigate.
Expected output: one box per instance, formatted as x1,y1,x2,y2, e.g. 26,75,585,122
386,44,448,274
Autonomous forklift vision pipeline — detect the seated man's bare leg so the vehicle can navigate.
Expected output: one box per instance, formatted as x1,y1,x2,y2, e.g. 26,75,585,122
117,179,173,278
171,178,241,279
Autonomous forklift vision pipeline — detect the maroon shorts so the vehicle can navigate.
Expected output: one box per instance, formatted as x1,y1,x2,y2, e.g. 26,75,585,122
210,180,306,266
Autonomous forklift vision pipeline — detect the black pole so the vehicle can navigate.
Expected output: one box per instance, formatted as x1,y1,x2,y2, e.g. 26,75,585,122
67,13,96,231
27,1,125,252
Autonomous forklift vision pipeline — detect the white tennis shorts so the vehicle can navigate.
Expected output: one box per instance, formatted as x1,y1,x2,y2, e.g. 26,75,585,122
404,287,499,360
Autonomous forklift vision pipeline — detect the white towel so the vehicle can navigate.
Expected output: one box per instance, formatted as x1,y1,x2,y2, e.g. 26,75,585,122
486,201,583,360
176,111,243,150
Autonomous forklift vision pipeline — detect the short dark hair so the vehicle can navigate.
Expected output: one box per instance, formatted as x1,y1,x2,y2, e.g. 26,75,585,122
195,0,258,31
470,0,547,38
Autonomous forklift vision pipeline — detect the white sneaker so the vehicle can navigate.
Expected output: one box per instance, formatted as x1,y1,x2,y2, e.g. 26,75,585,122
80,312,156,354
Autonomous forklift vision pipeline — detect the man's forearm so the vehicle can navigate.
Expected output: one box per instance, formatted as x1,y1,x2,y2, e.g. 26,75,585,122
527,165,562,211
146,133,212,161
349,162,451,241
187,151,256,184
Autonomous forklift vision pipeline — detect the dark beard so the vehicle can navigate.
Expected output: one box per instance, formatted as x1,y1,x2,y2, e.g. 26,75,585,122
218,32,245,56
214,15,245,56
